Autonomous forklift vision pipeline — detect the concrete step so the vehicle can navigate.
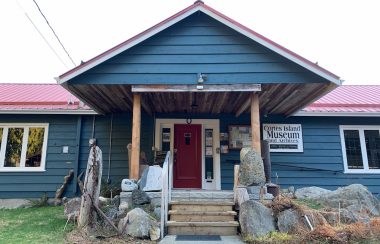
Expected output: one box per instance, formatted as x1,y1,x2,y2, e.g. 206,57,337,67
169,210,236,222
170,201,234,212
167,221,239,235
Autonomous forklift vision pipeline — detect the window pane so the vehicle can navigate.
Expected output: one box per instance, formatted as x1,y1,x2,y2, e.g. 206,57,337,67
364,130,380,169
4,128,24,167
26,128,45,167
344,130,364,169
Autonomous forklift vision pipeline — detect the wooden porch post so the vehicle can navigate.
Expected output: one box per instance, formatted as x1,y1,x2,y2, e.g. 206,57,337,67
250,93,261,155
130,93,141,180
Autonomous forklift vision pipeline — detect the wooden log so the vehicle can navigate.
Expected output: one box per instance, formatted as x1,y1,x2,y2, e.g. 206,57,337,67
234,187,249,210
55,170,74,200
130,93,141,180
251,93,261,155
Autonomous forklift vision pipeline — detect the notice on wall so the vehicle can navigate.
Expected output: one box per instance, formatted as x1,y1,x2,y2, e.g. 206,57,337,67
262,124,303,152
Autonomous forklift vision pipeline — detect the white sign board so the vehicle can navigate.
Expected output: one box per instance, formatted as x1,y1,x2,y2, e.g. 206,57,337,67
262,124,303,152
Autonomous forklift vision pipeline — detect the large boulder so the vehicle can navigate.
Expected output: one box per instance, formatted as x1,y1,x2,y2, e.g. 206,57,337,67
132,189,150,205
139,166,162,191
118,208,159,240
239,200,276,238
64,197,81,220
295,186,332,199
239,147,265,186
277,208,327,233
295,184,380,217
121,179,138,192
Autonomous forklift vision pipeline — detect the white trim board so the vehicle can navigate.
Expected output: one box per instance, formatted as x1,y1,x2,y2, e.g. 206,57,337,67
339,125,380,174
57,4,340,85
154,118,221,190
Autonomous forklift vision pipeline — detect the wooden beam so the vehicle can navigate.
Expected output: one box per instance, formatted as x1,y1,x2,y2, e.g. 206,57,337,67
132,84,261,93
235,95,252,117
251,93,261,155
130,93,141,180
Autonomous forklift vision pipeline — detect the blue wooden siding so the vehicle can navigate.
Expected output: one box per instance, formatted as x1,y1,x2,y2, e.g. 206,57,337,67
0,114,80,198
69,12,328,85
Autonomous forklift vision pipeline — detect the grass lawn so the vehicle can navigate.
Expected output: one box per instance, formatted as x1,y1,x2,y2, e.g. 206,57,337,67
0,206,74,244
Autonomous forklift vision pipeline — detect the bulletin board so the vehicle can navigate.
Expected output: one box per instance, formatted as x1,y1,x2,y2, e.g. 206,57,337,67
228,125,252,150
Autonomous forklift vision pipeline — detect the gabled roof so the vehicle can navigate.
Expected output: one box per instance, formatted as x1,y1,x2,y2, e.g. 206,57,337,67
56,1,341,85
297,85,380,116
0,84,95,114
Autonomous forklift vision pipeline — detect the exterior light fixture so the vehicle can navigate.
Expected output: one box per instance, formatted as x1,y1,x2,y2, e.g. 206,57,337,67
198,73,207,83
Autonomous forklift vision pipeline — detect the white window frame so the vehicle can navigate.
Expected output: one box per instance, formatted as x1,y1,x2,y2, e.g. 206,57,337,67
340,125,380,174
0,123,49,172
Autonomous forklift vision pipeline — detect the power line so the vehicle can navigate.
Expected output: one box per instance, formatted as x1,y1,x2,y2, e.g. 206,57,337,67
32,0,76,67
16,0,69,68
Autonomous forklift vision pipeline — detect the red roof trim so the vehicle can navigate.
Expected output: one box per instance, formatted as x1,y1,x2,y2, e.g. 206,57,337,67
58,1,340,83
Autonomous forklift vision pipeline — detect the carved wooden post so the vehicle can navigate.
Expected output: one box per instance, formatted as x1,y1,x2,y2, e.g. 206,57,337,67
251,93,261,154
130,93,141,180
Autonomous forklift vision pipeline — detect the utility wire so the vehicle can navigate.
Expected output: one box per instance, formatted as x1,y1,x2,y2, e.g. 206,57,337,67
32,0,76,67
16,0,69,68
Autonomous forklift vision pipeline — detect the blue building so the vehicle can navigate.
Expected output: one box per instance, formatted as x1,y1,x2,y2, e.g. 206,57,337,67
0,2,379,198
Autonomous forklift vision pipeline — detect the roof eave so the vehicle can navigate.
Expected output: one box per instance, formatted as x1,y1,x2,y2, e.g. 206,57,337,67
0,109,97,115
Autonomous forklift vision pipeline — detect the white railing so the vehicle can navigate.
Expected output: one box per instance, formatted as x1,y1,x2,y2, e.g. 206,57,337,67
160,151,172,239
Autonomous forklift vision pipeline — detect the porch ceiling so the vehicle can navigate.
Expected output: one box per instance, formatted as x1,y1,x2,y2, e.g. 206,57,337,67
65,83,336,116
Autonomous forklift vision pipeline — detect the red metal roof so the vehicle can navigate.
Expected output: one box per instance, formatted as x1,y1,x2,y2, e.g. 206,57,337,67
303,85,380,113
0,83,92,113
57,1,340,84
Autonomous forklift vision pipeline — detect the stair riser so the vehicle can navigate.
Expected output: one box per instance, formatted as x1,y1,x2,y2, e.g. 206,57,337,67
168,226,237,236
170,215,235,222
171,205,233,212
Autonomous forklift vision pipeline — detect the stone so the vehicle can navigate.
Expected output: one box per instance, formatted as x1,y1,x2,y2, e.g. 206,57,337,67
150,197,161,208
149,226,161,241
239,200,276,238
246,186,267,194
139,166,163,191
277,208,327,233
153,207,161,221
121,179,138,192
118,208,159,239
105,207,119,220
132,189,150,205
321,184,380,216
0,199,32,209
239,147,265,186
320,211,340,226
295,186,332,199
64,197,81,220
111,195,120,207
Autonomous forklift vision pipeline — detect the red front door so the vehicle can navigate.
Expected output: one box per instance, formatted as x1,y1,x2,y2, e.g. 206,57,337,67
173,124,202,188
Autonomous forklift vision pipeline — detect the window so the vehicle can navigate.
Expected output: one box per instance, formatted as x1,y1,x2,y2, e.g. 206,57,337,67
340,126,380,173
0,124,48,172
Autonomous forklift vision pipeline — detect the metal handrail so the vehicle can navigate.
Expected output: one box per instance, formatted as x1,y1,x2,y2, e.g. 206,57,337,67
160,151,171,238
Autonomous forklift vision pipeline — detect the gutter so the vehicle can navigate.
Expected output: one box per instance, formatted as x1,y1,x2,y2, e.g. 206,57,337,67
0,109,97,115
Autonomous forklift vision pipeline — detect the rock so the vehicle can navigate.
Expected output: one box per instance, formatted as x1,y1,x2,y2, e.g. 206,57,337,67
64,197,81,220
153,207,161,221
150,198,161,208
295,186,332,199
132,189,151,205
118,208,159,239
139,166,162,191
320,211,340,226
239,147,265,186
111,195,120,207
149,226,161,241
239,200,275,238
105,207,119,220
121,179,138,192
0,199,32,209
277,208,327,233
323,184,380,216
343,205,371,223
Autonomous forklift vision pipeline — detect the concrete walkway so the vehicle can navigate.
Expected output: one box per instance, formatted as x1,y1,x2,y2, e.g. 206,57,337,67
159,235,244,244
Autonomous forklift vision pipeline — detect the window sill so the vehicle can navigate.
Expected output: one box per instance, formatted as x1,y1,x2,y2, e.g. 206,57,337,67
0,168,46,172
344,170,380,174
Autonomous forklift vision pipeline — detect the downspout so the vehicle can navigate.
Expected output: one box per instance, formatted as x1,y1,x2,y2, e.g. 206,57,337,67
73,115,82,194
